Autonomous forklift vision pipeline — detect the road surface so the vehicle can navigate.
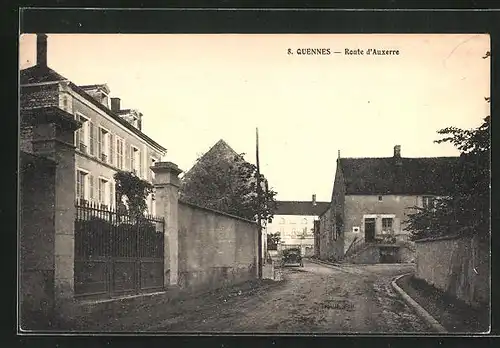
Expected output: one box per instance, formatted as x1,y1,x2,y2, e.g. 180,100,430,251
149,260,433,333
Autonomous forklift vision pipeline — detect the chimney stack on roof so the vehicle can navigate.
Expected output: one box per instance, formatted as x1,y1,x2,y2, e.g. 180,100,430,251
312,194,317,206
394,145,402,168
111,97,121,112
394,145,401,158
36,34,48,67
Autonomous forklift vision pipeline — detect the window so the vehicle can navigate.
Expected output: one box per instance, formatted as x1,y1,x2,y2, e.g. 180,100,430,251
382,218,393,234
109,182,114,208
98,178,107,206
76,170,87,201
378,195,383,202
423,196,435,210
75,114,89,153
98,127,109,163
279,218,285,224
150,157,157,181
130,146,139,174
117,138,124,169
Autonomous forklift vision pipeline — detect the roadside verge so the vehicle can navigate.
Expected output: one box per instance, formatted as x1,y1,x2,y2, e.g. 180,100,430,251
393,273,490,333
392,273,447,333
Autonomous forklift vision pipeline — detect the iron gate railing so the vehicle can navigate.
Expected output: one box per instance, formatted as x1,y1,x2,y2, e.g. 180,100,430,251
74,200,165,298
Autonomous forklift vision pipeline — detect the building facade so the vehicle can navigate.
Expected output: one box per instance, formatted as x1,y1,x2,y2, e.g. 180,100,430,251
318,145,459,263
265,198,329,257
20,34,167,213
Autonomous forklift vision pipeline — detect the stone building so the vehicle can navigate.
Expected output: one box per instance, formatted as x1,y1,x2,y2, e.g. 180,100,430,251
20,34,167,212
318,145,459,263
265,197,329,257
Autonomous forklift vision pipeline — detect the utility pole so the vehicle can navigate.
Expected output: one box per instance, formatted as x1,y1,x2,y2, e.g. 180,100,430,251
256,127,262,279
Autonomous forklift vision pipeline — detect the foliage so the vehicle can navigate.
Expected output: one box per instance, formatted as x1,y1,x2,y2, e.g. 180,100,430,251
406,109,490,240
267,232,281,250
180,151,278,222
113,170,154,221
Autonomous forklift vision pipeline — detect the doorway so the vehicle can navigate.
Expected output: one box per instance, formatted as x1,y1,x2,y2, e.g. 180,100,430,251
364,218,376,242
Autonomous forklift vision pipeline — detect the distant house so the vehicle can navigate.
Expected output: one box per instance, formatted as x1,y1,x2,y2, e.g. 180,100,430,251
319,145,459,264
265,196,329,257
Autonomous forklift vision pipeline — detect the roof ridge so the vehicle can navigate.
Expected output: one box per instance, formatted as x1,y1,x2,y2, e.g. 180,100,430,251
340,156,460,160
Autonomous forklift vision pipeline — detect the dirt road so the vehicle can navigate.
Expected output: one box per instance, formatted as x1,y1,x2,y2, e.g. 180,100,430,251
149,260,433,333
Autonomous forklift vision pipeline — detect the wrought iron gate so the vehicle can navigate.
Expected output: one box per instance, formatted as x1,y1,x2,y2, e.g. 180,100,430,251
74,200,165,298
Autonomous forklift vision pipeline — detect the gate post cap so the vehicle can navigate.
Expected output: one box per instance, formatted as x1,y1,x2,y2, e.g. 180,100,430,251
150,161,183,175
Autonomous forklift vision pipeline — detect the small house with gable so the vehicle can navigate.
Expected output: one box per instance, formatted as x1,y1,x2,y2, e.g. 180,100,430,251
318,145,459,264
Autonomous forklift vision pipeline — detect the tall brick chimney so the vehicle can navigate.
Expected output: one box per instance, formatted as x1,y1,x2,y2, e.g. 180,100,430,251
111,98,121,112
394,145,401,158
36,34,48,67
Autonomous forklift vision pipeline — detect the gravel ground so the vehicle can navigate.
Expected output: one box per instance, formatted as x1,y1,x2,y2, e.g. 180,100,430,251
141,261,433,333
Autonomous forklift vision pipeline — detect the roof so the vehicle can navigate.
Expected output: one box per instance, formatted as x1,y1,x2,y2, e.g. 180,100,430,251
339,156,460,195
20,65,166,153
184,139,240,176
20,64,66,84
274,201,330,216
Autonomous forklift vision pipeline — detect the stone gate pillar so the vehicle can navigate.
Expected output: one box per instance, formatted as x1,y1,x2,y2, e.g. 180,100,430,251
151,161,182,287
20,106,81,326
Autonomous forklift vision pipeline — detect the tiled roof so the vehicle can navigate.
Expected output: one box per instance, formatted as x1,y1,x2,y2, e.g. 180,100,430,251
339,156,460,195
20,65,67,84
20,65,166,153
274,201,330,216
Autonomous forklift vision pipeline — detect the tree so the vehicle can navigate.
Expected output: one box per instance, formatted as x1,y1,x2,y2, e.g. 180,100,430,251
267,232,281,250
406,97,490,240
114,170,154,221
180,152,278,222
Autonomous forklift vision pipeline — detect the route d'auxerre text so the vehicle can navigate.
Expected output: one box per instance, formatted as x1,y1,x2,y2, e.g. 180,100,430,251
287,48,400,56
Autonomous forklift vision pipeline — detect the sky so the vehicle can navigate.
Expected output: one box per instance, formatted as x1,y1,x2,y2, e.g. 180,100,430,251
19,34,490,202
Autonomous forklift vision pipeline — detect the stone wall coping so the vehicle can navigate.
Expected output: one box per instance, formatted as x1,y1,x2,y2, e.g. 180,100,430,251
178,199,259,226
414,233,470,244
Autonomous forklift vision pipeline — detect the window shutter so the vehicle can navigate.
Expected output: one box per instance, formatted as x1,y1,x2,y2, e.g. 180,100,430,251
109,134,114,165
125,141,130,170
394,218,401,234
109,182,114,208
89,174,94,201
139,150,143,178
89,122,95,155
93,125,98,157
97,128,102,158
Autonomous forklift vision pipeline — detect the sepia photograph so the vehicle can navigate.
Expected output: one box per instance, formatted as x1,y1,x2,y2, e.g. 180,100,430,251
18,31,491,334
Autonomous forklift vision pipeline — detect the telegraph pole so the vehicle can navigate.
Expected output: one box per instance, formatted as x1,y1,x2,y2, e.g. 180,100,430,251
256,127,262,279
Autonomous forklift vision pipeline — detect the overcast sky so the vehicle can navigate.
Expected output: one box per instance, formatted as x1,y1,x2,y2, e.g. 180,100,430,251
19,34,490,202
